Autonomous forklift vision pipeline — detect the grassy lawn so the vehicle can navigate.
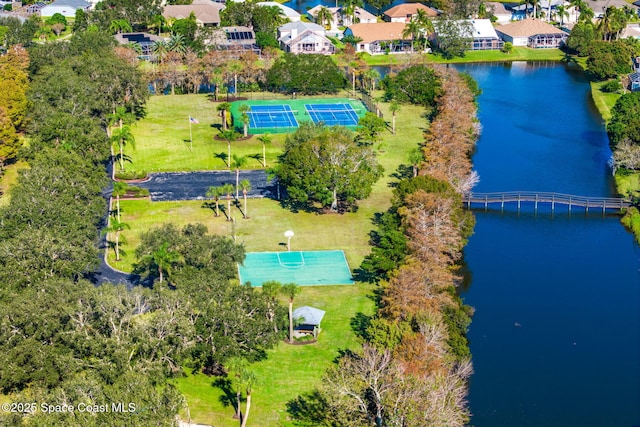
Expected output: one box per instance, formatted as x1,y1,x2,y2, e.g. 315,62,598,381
108,100,426,272
175,283,376,427
356,47,565,66
0,160,28,208
589,80,621,122
124,94,288,174
615,171,640,197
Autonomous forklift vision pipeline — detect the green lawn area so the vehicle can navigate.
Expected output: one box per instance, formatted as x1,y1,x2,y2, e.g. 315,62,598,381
589,80,621,122
124,94,288,174
615,171,640,198
107,94,426,426
108,98,426,272
174,283,376,426
0,160,28,208
356,47,565,66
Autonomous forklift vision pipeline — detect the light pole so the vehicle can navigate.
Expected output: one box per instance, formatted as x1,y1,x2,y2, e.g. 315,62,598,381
284,230,294,252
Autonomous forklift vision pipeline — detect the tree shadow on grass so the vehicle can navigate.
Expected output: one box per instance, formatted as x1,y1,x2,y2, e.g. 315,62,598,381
389,164,414,182
214,152,229,167
212,377,236,410
286,390,331,426
350,312,372,340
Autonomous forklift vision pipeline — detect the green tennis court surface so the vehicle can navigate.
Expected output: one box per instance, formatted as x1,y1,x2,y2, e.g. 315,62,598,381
238,250,354,287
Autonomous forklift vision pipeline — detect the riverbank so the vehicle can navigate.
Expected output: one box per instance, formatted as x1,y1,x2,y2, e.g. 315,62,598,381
589,80,640,242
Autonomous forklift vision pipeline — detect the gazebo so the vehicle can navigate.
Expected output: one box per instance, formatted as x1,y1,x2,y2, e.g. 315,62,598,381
293,306,325,338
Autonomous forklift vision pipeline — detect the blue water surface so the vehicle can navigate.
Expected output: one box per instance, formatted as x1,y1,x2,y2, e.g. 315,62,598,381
456,62,640,427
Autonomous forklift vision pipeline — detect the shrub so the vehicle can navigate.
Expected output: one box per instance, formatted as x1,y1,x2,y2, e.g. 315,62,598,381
115,170,147,180
601,79,621,93
501,42,513,54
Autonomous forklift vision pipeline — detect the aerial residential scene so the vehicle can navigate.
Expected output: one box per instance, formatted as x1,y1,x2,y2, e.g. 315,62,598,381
0,0,639,425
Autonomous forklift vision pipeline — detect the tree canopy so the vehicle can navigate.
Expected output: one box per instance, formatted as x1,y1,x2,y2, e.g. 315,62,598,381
383,64,442,108
276,122,383,211
266,53,346,94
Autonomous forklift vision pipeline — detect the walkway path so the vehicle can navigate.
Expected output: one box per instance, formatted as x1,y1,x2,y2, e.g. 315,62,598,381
91,170,277,286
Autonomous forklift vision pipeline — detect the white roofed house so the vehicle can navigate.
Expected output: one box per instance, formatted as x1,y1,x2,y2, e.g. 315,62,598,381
307,5,377,29
495,18,568,48
344,22,411,54
278,21,335,54
484,2,512,24
467,19,503,50
40,0,90,18
257,1,301,22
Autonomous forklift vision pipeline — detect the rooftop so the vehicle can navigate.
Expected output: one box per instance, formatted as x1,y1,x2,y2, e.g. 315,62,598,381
346,22,409,43
257,1,301,19
162,3,224,25
495,18,566,37
384,3,438,17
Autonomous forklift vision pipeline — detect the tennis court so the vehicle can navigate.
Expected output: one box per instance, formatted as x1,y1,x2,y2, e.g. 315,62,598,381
305,103,361,126
231,98,367,134
238,250,354,287
248,104,298,129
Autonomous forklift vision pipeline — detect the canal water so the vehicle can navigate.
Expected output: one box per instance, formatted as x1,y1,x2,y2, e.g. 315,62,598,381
457,62,640,426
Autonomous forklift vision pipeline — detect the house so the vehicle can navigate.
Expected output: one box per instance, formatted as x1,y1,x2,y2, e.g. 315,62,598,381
344,22,411,54
307,5,377,29
257,1,301,22
114,32,164,61
622,24,640,40
485,2,512,24
40,0,90,18
214,26,259,51
278,21,335,54
467,19,503,50
293,306,325,338
162,2,224,27
383,3,438,23
630,72,640,91
495,18,568,48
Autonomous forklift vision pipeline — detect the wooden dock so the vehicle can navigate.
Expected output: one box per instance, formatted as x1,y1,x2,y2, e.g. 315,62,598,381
462,192,632,213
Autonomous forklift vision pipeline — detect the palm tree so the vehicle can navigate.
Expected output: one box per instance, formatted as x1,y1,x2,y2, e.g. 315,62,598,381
226,357,248,421
556,4,569,25
220,129,237,168
206,185,223,217
402,20,421,52
363,68,380,92
109,19,132,34
390,101,400,135
281,283,301,344
152,40,168,64
408,147,423,177
257,133,272,167
102,217,130,262
221,183,235,221
239,370,257,427
168,34,187,55
340,0,364,26
150,242,181,283
111,125,135,172
231,154,248,199
108,105,135,137
239,179,252,218
150,14,166,35
112,181,128,222
217,102,232,131
239,105,251,137
316,6,334,29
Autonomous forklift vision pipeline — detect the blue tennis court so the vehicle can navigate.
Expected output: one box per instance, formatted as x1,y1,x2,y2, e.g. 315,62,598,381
305,103,361,126
238,250,354,287
248,104,298,129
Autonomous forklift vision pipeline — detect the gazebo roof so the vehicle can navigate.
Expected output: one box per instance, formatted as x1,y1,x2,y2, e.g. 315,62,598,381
293,306,325,326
